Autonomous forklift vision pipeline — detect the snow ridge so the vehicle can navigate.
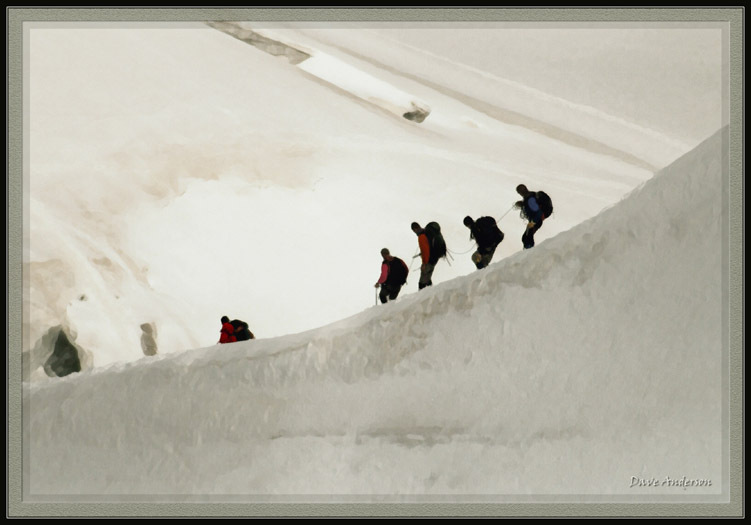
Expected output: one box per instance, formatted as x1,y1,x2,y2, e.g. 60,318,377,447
25,128,724,496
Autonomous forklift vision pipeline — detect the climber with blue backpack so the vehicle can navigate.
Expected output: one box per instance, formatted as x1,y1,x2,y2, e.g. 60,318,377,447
514,184,553,249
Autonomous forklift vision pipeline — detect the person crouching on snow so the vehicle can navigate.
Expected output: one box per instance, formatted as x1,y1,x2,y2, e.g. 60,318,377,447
219,316,236,344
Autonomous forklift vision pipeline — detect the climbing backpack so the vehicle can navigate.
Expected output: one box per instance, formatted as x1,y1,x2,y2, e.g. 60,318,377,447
230,319,253,341
389,257,409,285
475,216,504,248
536,191,554,219
424,221,447,264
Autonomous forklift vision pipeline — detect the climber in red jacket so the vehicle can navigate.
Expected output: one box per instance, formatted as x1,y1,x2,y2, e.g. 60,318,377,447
219,316,236,344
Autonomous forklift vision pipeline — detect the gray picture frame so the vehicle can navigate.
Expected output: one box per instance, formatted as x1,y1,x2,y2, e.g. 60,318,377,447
7,7,743,518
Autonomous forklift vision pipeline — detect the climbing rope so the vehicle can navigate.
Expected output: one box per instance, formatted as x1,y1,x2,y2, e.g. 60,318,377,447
497,204,517,223
447,244,477,256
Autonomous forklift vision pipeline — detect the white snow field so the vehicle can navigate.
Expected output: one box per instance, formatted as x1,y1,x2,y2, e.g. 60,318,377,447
23,23,725,498
25,126,725,496
25,24,722,374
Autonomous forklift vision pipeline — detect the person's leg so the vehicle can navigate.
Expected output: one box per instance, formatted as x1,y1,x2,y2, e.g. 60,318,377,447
379,286,389,303
522,228,535,250
523,222,542,249
480,246,496,268
419,265,428,289
528,222,542,248
420,263,435,288
472,250,483,269
388,284,402,301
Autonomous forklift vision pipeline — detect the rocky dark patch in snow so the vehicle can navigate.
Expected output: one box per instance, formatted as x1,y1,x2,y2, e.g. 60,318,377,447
207,21,310,65
24,325,93,380
402,102,431,123
140,322,158,357
43,328,82,378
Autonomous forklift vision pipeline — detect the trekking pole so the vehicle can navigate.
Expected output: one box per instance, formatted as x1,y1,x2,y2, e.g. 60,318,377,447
409,251,420,271
375,287,378,306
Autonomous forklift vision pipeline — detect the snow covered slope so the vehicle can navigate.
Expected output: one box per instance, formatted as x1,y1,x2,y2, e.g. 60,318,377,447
256,25,719,170
25,128,724,497
28,25,682,374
